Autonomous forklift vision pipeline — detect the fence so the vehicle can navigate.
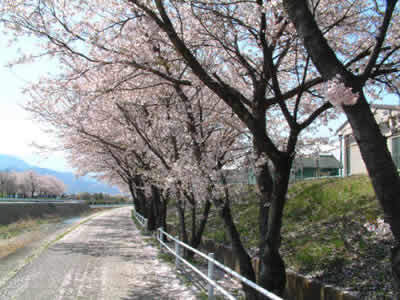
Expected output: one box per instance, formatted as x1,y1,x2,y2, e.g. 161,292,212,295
157,227,283,300
132,207,148,229
0,197,81,203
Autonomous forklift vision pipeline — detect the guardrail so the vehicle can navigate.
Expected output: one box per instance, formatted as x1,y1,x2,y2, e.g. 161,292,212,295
156,227,283,300
301,175,342,181
0,197,78,203
132,208,148,229
90,203,133,208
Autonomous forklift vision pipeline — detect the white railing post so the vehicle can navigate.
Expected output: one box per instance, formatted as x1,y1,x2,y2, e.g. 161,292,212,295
156,229,283,300
175,236,180,267
159,228,164,253
208,253,215,300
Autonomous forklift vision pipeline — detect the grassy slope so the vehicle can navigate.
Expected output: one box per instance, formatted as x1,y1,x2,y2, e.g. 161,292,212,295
197,175,393,298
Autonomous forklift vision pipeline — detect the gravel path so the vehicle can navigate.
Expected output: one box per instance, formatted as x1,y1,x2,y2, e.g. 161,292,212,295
0,207,197,300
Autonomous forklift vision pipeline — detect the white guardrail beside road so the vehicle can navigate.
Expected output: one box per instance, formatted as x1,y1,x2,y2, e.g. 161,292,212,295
0,197,83,203
132,207,148,229
132,209,282,300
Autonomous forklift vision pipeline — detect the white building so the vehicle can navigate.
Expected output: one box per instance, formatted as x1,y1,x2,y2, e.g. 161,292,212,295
336,104,400,176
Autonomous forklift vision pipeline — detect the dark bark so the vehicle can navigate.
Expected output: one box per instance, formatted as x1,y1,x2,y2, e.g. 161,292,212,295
258,158,292,297
257,162,273,252
191,199,212,248
219,203,260,300
176,198,188,244
161,192,168,234
343,95,400,236
145,184,162,231
344,96,400,293
151,184,162,229
186,199,212,260
147,193,157,231
186,201,197,260
283,0,400,291
191,202,196,243
128,179,141,212
134,175,146,216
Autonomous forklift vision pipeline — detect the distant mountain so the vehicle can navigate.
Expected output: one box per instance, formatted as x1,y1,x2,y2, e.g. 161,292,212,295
0,154,120,195
0,154,31,170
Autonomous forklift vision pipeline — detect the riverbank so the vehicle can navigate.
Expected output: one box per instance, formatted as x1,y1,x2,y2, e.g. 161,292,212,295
0,208,112,289
0,201,90,225
0,208,109,259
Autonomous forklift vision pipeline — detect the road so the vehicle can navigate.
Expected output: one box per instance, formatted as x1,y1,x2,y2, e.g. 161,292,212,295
0,207,196,300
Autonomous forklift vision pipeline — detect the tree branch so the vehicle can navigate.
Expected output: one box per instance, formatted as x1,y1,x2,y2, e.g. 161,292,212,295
362,0,398,81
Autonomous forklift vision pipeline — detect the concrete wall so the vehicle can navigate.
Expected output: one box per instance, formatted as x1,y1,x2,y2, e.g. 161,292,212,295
0,202,90,225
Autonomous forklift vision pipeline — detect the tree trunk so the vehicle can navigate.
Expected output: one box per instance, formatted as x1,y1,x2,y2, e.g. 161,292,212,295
128,179,141,212
282,1,400,290
176,198,188,244
151,185,162,229
134,175,146,216
135,175,147,217
257,162,273,253
219,203,261,300
185,201,197,260
191,201,196,241
147,194,157,231
258,160,291,297
192,199,211,248
186,199,212,260
343,96,400,293
161,192,168,235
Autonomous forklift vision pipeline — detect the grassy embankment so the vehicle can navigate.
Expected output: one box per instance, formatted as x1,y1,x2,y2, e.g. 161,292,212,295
0,215,62,258
167,175,393,297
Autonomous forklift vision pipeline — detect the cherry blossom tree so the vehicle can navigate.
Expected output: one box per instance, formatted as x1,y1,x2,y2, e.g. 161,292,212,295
0,1,334,297
38,174,66,197
0,0,384,297
0,171,17,197
113,1,345,296
282,0,400,292
19,170,41,198
26,68,246,254
12,171,66,197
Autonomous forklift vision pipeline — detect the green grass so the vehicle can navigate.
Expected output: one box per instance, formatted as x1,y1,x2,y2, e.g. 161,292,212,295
166,176,393,296
281,175,380,273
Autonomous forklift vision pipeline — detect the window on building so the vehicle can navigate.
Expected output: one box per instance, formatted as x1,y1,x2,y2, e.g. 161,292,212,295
392,136,400,169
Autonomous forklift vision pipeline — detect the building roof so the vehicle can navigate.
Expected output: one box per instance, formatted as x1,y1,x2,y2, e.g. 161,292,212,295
371,104,400,111
294,154,341,169
335,104,400,135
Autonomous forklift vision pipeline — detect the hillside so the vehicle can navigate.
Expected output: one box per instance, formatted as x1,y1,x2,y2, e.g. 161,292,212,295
0,154,119,195
169,176,393,298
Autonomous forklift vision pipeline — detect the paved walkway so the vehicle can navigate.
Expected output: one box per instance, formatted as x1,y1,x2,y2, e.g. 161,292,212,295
0,207,197,299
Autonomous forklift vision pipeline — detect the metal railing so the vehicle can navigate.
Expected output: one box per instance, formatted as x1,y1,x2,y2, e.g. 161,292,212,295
156,227,283,300
0,197,82,203
301,175,342,181
89,203,133,208
132,208,148,229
